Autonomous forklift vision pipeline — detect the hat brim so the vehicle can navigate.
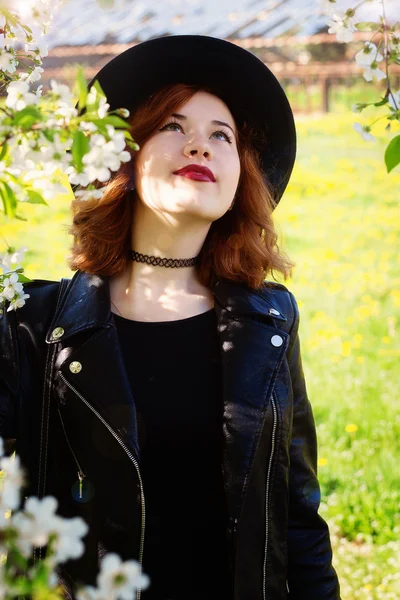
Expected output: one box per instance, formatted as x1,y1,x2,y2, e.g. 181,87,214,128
85,34,296,205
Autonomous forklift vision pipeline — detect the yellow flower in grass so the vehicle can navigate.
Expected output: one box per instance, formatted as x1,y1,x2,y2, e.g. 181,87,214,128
345,424,358,433
318,457,328,467
341,341,352,356
352,334,363,347
356,356,365,364
381,336,391,344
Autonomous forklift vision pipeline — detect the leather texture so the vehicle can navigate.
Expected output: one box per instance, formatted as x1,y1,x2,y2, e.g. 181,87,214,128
0,269,341,599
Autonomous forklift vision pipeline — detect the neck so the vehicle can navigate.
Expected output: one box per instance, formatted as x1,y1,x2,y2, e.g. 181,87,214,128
110,194,213,303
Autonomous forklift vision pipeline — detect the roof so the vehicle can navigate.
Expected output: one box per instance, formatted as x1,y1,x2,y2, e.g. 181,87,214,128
45,0,331,48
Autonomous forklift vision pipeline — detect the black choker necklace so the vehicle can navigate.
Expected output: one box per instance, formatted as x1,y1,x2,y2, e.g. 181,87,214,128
130,250,199,268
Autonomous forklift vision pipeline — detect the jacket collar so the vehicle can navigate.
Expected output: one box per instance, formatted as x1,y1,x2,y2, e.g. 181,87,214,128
46,269,287,344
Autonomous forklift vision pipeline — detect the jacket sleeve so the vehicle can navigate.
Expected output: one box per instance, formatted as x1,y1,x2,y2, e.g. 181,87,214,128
286,291,341,599
0,305,20,457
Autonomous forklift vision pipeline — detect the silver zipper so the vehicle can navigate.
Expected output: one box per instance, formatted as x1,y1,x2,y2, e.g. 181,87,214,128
59,372,146,600
57,406,87,499
262,392,278,600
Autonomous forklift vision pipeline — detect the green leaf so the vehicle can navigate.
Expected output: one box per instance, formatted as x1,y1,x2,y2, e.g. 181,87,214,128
0,143,8,161
126,139,140,151
0,181,17,217
26,189,48,206
101,115,130,129
73,66,88,112
385,135,400,173
14,213,28,221
42,129,55,143
374,97,388,107
17,273,33,283
13,106,45,129
88,119,109,137
71,130,90,172
354,21,379,32
0,8,19,26
19,22,33,34
92,79,107,100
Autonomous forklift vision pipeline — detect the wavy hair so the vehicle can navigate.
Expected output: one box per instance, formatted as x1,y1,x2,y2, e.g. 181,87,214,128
66,82,294,290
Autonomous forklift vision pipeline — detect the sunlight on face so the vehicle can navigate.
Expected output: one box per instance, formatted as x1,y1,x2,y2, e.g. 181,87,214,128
134,90,241,222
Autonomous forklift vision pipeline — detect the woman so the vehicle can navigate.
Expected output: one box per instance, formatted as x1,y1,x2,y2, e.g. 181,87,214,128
0,35,341,599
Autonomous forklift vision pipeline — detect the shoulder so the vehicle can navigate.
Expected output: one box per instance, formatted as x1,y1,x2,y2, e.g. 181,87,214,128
1,276,70,330
0,278,58,396
258,280,300,335
16,278,63,322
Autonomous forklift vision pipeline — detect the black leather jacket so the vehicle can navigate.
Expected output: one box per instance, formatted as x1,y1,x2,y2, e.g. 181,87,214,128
0,269,341,599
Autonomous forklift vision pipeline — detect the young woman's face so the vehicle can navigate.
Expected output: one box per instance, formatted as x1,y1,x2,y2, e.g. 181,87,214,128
133,90,241,222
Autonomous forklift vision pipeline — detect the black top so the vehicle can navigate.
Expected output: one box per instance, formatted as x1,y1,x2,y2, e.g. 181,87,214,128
114,308,232,600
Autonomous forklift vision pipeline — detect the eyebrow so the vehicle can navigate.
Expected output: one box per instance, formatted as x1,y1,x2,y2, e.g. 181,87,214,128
171,113,236,135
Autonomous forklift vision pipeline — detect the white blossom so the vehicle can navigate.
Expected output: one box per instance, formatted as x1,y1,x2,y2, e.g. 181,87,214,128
85,553,149,600
362,65,386,82
0,269,30,313
0,454,24,510
355,42,384,68
24,66,45,83
0,50,18,74
28,177,67,200
386,35,400,57
87,87,110,119
0,246,28,272
55,103,79,121
50,79,75,104
354,122,376,142
67,130,131,185
25,39,49,59
75,187,107,201
50,514,88,564
5,80,40,111
11,496,59,556
11,496,88,563
5,293,30,311
0,271,24,300
66,167,91,187
79,121,98,133
326,12,357,43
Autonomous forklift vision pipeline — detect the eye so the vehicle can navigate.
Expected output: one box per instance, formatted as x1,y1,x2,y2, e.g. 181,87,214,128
161,121,182,132
159,119,233,143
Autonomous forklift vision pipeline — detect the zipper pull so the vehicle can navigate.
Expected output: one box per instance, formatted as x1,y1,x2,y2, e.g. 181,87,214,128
78,471,85,499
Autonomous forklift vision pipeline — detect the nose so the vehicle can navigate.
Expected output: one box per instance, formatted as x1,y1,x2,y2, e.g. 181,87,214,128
183,137,213,160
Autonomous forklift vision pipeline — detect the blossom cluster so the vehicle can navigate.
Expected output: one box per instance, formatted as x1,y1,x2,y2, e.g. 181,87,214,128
0,246,30,313
323,0,400,146
0,437,150,598
0,0,137,312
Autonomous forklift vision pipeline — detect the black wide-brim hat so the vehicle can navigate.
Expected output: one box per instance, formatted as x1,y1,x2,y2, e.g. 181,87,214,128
85,34,297,207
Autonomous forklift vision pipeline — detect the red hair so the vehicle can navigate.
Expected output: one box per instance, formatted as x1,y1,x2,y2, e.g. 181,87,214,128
66,82,294,290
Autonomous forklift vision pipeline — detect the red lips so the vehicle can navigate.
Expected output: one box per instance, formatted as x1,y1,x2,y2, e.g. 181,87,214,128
173,164,216,182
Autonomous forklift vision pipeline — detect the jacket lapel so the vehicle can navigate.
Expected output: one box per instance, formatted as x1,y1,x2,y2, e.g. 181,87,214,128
46,270,290,518
210,276,290,518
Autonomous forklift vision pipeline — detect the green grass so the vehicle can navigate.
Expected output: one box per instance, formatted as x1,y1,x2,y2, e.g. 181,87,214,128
1,110,400,599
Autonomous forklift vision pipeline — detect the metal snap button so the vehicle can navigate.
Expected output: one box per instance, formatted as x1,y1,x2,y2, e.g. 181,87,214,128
69,361,82,374
51,326,65,339
269,308,280,316
271,334,283,347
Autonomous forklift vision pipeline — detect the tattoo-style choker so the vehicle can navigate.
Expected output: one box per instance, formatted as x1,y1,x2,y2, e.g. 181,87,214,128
130,250,200,268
